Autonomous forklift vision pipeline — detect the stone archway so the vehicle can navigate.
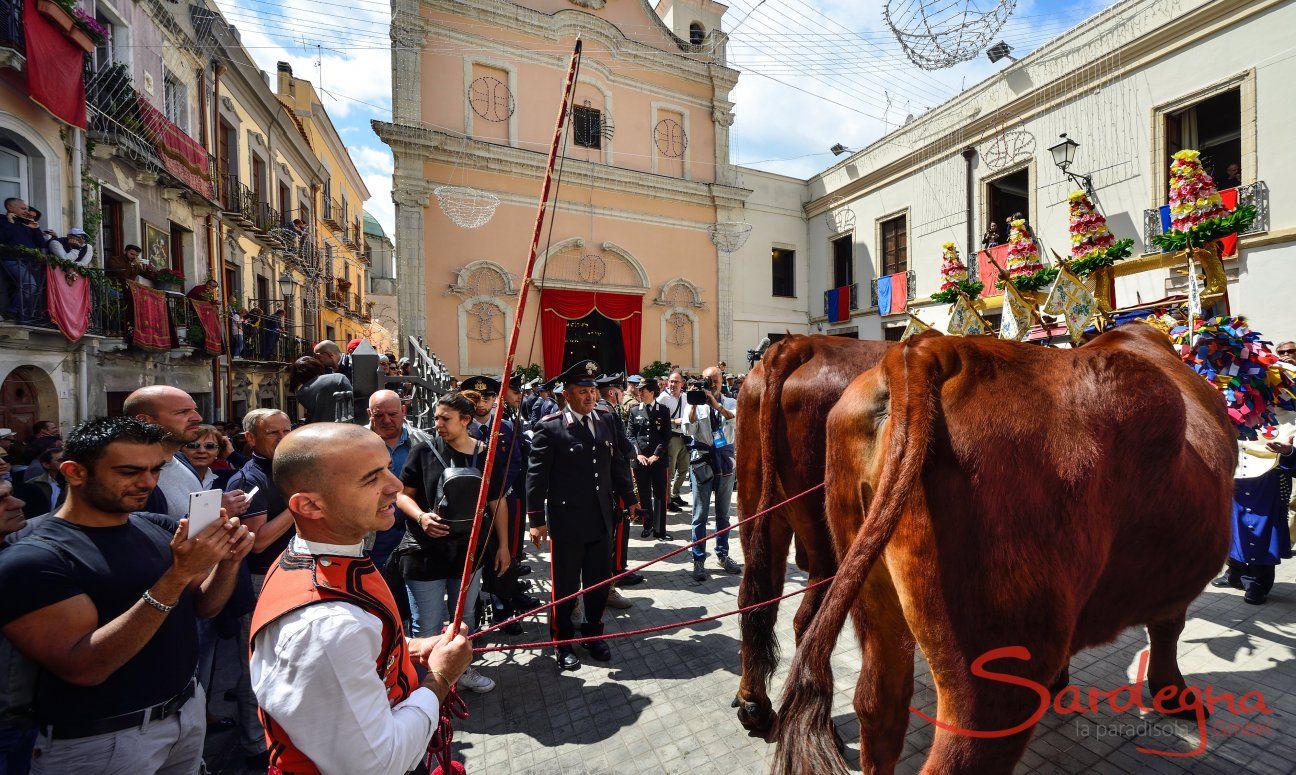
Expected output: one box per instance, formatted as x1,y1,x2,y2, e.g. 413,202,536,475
0,365,58,440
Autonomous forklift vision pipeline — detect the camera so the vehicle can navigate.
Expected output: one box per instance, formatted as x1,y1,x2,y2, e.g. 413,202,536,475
686,378,710,406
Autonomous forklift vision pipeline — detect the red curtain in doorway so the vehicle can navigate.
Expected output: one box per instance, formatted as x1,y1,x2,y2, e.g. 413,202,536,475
539,289,643,378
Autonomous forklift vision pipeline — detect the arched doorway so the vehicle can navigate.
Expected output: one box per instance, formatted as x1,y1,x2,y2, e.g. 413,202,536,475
563,312,626,374
0,366,58,440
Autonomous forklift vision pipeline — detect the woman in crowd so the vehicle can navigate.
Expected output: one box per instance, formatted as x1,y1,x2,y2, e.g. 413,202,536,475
394,392,511,694
180,424,232,490
289,355,353,424
629,377,673,540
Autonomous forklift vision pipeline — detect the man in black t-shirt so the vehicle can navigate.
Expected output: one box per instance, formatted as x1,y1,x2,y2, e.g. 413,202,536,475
0,417,252,775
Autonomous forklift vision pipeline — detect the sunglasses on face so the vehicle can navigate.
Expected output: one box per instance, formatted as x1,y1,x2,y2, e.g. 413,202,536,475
185,442,220,451
1279,350,1296,356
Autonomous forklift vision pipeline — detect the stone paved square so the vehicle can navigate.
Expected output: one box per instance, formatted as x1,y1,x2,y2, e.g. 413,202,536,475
206,487,1296,774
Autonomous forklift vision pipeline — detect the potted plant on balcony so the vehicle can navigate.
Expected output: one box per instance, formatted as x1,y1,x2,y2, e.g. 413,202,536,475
337,278,353,291
68,8,110,53
36,0,75,32
152,267,185,292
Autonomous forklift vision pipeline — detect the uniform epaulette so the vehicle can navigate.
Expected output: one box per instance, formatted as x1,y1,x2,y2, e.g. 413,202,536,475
540,411,563,422
592,406,612,413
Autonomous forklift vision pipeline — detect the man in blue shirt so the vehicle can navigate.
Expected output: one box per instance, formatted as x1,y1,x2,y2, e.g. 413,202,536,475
1213,437,1294,604
365,390,432,569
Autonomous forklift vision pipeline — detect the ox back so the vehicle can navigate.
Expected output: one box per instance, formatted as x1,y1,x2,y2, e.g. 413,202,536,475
774,324,1235,775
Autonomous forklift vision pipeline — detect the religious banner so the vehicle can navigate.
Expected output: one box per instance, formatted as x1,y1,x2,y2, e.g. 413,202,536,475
127,281,173,351
1043,266,1097,344
900,313,931,341
189,298,224,354
43,267,91,342
1187,256,1203,321
947,295,990,336
998,281,1033,342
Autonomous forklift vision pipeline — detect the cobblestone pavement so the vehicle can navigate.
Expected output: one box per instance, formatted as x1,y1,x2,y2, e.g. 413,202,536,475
206,489,1296,774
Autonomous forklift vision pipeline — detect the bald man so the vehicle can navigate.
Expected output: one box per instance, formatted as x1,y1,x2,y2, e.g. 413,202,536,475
249,423,471,774
313,339,353,380
125,385,249,520
365,390,432,568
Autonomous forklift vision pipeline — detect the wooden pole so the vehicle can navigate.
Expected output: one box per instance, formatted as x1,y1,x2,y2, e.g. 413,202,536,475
451,39,584,632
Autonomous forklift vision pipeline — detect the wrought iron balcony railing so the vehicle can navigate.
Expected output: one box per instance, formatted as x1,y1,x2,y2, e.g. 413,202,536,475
1142,182,1269,252
870,269,917,310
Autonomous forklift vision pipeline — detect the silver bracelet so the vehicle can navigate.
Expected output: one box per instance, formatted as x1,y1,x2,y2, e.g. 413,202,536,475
141,590,175,614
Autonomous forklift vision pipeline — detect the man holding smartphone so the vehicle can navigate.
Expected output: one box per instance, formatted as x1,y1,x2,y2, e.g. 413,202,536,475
685,366,740,582
0,417,252,774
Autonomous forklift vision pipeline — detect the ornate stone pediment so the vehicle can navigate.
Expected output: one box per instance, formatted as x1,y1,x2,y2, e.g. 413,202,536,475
568,0,607,8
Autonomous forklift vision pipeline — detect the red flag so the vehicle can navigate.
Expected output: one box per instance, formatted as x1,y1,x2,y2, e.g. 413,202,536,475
889,271,907,314
1217,188,1239,258
43,267,90,342
188,298,224,354
23,0,87,128
977,244,1011,298
127,282,173,351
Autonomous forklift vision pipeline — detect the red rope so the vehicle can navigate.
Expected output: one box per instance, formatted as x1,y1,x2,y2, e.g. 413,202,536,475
471,482,826,640
473,576,835,654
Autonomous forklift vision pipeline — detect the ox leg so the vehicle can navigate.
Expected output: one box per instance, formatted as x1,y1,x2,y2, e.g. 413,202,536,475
736,516,795,739
1145,611,1205,720
852,566,914,775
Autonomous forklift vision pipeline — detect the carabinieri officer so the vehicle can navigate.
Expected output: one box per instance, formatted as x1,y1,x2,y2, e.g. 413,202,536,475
528,359,639,671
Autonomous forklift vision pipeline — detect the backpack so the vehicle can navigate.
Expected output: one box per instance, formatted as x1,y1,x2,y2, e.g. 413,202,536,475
0,534,77,727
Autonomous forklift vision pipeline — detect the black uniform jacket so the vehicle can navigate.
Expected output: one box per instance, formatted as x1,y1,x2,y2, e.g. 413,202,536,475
627,401,672,459
527,407,637,542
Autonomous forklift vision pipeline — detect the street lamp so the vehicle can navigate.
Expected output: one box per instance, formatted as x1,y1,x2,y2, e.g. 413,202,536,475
277,272,296,297
830,143,854,156
1047,133,1095,198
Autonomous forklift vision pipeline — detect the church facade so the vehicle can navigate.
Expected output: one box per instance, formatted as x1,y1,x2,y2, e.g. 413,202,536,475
376,0,750,377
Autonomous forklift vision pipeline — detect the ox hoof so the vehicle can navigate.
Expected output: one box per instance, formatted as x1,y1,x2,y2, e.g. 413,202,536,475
737,701,776,740
1148,683,1211,721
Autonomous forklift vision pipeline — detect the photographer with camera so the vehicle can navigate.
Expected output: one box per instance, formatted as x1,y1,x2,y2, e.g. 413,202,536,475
683,367,740,582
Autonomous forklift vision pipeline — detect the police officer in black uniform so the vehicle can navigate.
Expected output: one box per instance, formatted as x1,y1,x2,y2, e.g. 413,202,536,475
596,373,645,592
628,376,673,539
529,380,559,427
520,378,540,428
528,359,639,670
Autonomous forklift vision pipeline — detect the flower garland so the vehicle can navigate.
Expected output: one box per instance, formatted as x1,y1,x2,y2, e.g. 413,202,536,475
1066,190,1133,277
1151,149,1256,252
1171,316,1296,439
0,244,107,285
930,241,984,304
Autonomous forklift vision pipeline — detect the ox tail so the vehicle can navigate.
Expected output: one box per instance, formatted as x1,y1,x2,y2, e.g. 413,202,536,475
742,338,808,685
772,340,938,775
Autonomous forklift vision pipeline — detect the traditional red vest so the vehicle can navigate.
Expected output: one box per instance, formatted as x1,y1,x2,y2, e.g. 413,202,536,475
250,548,420,775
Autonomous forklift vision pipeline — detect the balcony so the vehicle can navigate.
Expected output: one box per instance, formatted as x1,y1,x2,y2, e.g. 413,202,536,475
232,300,311,364
822,283,860,318
1,0,23,71
1142,182,1269,252
870,270,917,311
252,201,284,246
85,63,216,201
219,174,255,225
322,196,342,228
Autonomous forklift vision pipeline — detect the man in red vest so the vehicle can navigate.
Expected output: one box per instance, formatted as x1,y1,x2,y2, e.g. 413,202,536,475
249,423,471,774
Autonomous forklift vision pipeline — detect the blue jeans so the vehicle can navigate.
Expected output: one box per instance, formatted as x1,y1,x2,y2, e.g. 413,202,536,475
689,470,735,559
0,725,36,775
406,570,483,639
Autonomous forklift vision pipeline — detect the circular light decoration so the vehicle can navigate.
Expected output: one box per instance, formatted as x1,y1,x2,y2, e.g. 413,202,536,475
884,0,1018,71
434,185,500,229
577,253,607,284
980,128,1036,171
708,221,753,253
468,302,502,342
824,198,856,233
468,76,515,122
668,312,692,347
654,118,688,158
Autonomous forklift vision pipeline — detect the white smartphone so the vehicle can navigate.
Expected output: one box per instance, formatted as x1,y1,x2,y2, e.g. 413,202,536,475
244,486,260,501
187,489,224,536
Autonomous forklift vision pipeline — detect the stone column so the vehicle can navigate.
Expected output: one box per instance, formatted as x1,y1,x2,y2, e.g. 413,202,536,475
392,179,429,348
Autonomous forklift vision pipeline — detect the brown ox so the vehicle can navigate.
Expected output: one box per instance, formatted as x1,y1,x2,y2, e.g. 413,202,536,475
734,334,891,738
773,325,1234,774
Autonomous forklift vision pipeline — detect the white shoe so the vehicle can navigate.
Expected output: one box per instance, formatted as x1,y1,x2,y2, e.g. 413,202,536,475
456,666,496,694
605,587,632,609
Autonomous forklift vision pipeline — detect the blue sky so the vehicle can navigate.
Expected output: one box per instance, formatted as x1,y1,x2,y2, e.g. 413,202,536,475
217,0,1114,241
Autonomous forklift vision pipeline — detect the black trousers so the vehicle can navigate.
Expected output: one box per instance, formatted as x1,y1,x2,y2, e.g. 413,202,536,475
550,532,612,644
1224,558,1276,596
635,458,669,536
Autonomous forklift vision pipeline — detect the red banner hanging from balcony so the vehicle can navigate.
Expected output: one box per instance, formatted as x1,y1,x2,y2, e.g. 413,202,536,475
539,289,642,378
43,267,90,342
127,281,173,351
976,243,1012,298
23,0,87,128
136,96,215,201
188,298,224,354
